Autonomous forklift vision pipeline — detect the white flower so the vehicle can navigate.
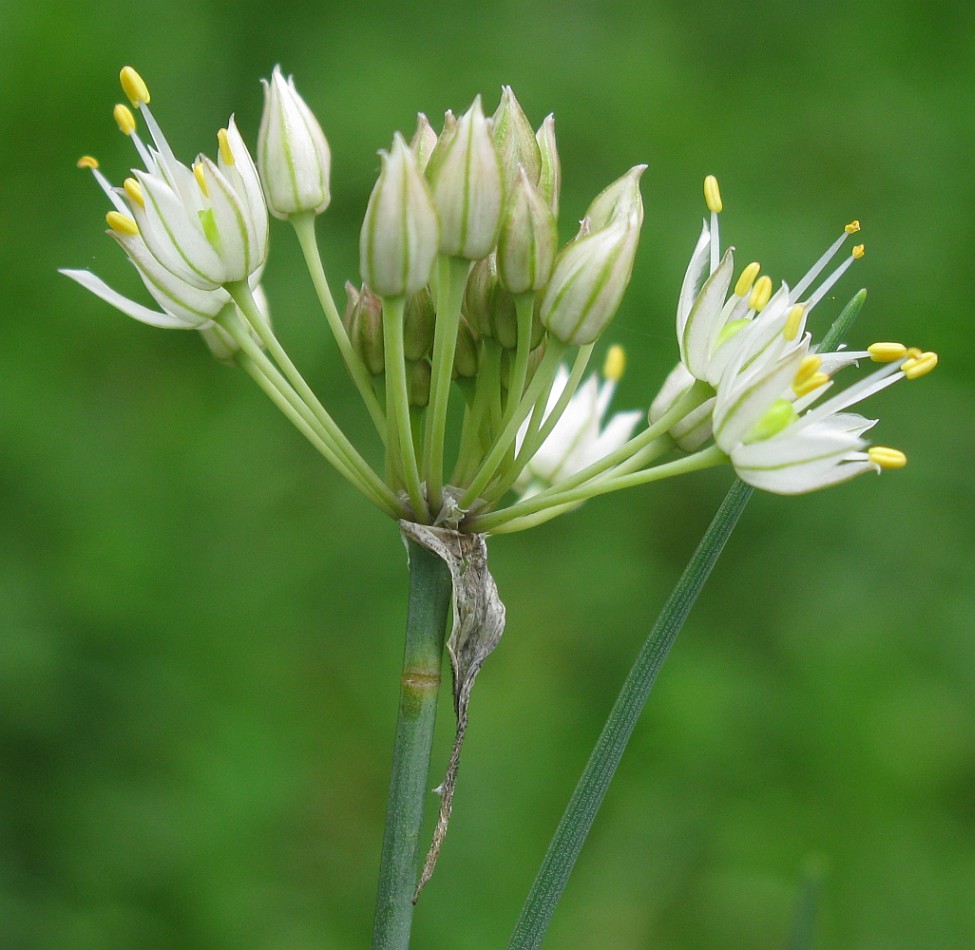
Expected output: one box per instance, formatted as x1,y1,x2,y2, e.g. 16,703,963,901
711,326,936,494
677,175,864,387
257,66,332,219
516,347,642,496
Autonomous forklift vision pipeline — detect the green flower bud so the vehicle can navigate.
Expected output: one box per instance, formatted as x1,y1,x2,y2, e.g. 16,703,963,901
535,114,561,218
584,164,646,230
360,133,440,297
453,315,479,379
540,215,641,345
405,358,432,407
403,286,436,360
496,166,558,294
257,66,332,219
492,86,541,193
346,282,385,376
462,254,517,347
410,113,438,174
429,96,503,259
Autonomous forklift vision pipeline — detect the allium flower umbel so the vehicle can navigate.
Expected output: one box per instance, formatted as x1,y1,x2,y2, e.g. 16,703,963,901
64,71,935,532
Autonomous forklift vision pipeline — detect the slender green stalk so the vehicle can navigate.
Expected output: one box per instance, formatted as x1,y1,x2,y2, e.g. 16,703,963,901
226,281,398,511
373,540,453,950
507,480,753,949
235,351,402,518
458,340,567,508
382,296,429,521
290,212,388,441
472,445,727,534
424,255,471,512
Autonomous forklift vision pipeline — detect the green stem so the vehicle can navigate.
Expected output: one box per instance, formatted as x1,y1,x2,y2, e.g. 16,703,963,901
458,340,568,509
424,255,471,513
373,539,453,950
471,445,727,534
507,480,754,949
225,280,399,512
382,297,430,521
290,213,388,441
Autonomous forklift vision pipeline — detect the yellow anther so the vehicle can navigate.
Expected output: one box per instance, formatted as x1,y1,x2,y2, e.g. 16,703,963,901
747,275,773,311
105,210,139,236
793,354,821,387
845,220,861,233
902,351,938,380
113,104,136,136
603,344,626,382
868,342,908,362
193,161,209,196
76,155,100,170
734,262,761,297
792,371,830,398
783,304,805,341
905,346,922,359
868,446,907,470
119,66,150,107
852,244,865,259
703,174,722,213
123,177,145,208
217,128,235,166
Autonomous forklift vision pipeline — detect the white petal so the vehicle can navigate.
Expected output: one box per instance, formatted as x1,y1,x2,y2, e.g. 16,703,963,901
680,248,734,378
676,222,711,333
60,269,203,329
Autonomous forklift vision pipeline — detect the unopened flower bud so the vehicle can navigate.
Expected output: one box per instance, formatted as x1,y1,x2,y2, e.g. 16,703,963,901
360,133,439,297
584,164,647,230
462,254,517,346
492,86,541,192
535,114,561,218
423,111,457,184
497,166,558,293
258,66,332,219
429,97,503,259
404,286,436,360
453,315,479,378
346,283,385,375
410,113,439,173
406,358,432,407
540,215,640,345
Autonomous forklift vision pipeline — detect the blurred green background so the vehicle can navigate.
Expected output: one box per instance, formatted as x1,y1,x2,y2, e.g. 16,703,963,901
2,0,973,947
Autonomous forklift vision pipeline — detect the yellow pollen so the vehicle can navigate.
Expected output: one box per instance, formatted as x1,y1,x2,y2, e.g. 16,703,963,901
845,220,861,233
217,128,235,166
734,262,761,297
868,342,908,362
868,446,907,470
113,104,136,136
793,355,821,387
783,304,805,341
703,175,722,213
603,344,626,382
76,155,100,170
852,244,865,259
119,66,150,107
902,351,938,380
748,275,773,311
792,371,830,398
123,177,145,208
106,210,138,236
193,162,209,195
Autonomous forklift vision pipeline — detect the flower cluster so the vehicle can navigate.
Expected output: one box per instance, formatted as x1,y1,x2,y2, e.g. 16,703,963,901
63,68,936,534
